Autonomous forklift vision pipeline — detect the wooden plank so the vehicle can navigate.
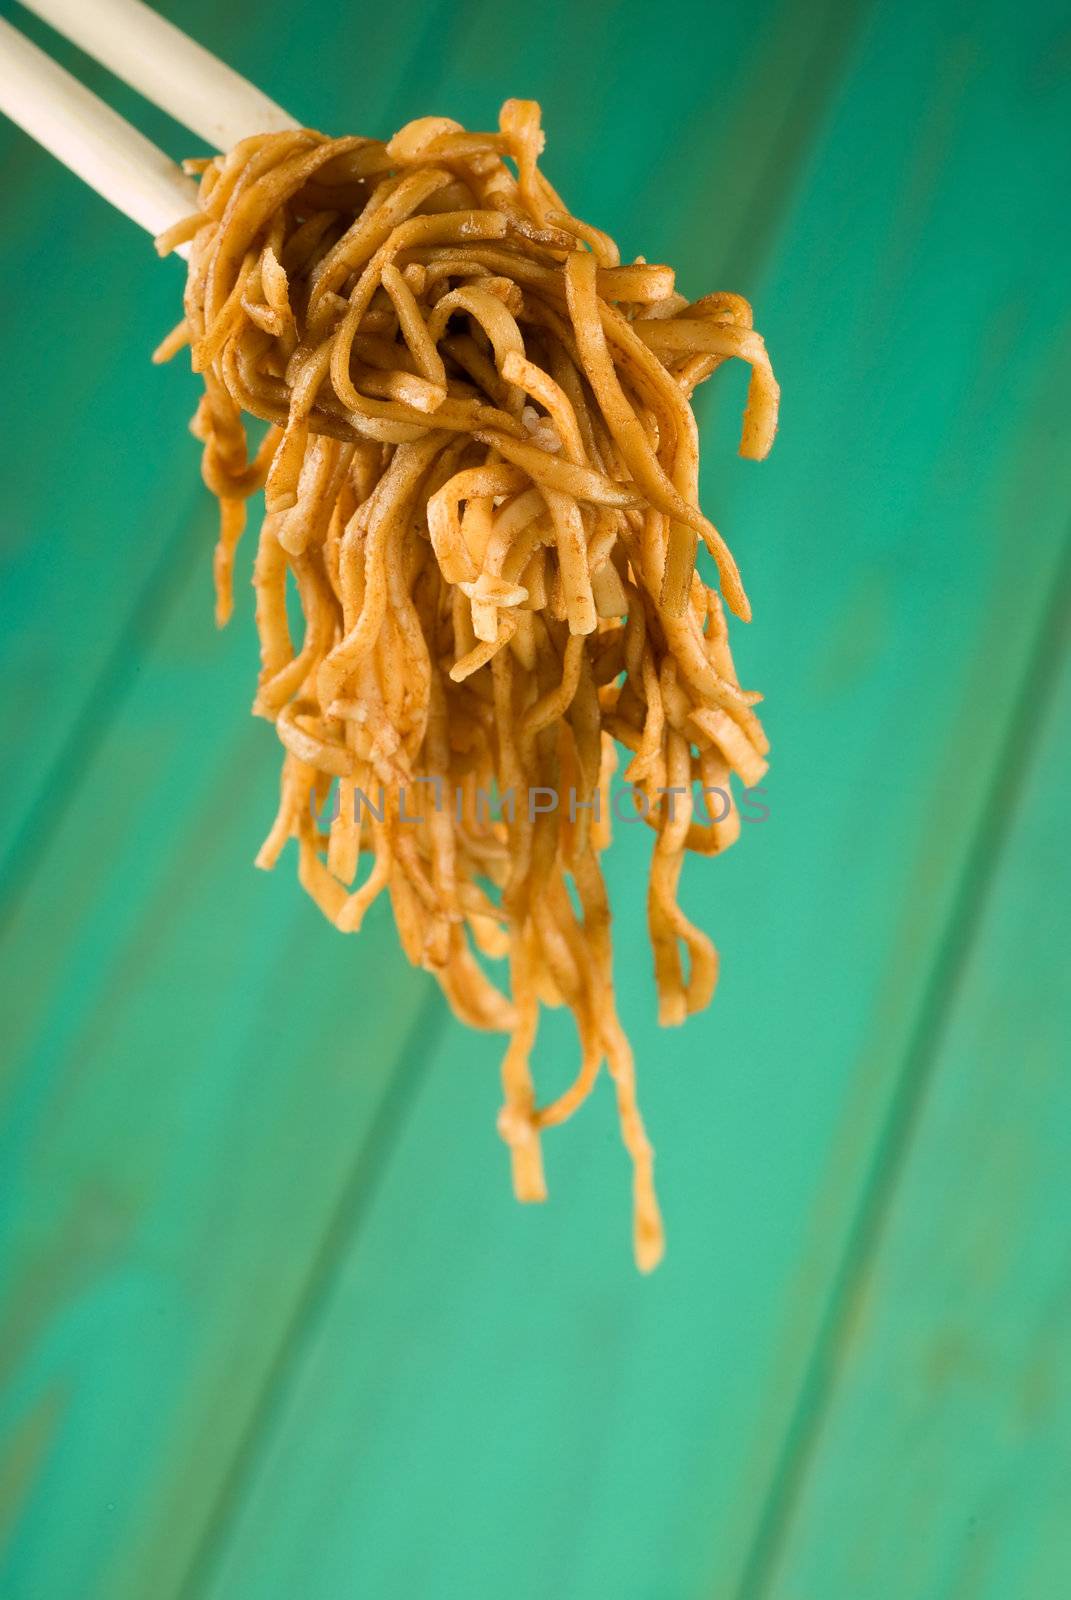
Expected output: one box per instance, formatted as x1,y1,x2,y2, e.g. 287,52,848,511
0,1,818,1597
760,566,1071,1599
186,3,1071,1598
0,516,437,1599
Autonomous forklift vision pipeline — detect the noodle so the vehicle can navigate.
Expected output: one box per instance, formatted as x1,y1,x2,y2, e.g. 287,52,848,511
157,99,779,1271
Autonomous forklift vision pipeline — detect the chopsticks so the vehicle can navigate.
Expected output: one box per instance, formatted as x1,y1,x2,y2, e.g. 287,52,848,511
19,0,298,150
0,18,198,241
0,0,298,249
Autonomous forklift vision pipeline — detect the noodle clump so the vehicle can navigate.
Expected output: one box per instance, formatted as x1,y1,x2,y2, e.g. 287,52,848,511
155,100,779,1270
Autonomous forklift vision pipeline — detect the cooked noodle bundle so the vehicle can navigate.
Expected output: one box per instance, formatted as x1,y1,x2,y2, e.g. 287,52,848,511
155,100,779,1270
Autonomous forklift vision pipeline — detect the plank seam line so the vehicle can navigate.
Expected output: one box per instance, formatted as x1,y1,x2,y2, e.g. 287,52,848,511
735,523,1071,1600
0,500,202,940
715,0,877,292
174,987,448,1600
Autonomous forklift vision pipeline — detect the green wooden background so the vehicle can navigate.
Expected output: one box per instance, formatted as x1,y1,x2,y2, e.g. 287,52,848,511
1,0,1069,1595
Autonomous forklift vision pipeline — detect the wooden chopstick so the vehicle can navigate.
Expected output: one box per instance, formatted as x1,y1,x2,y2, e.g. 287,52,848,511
17,0,297,152
0,16,199,245
0,0,300,251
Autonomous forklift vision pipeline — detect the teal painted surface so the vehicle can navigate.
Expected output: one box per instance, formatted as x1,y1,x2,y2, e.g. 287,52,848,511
0,1,1068,1597
763,572,1071,1600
